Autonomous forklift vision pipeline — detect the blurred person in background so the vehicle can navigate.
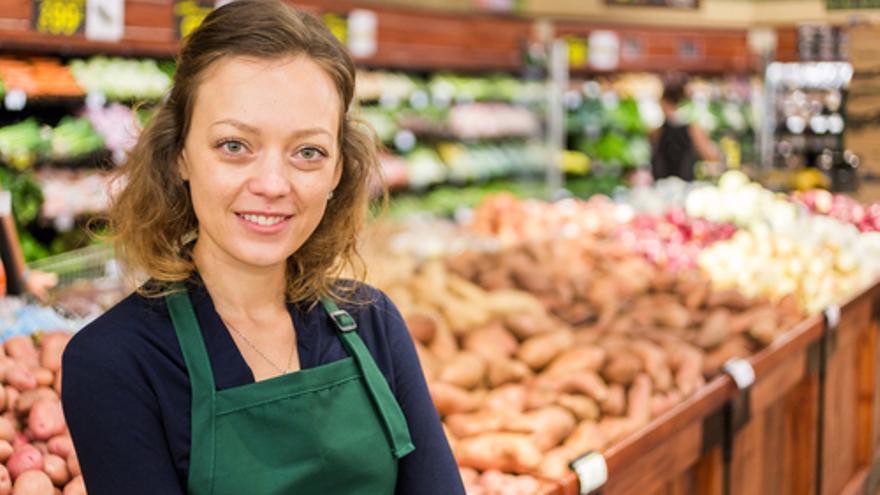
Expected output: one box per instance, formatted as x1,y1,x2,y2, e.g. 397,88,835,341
651,78,721,181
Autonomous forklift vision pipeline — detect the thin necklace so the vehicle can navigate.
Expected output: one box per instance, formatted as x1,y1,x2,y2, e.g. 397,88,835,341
221,317,297,375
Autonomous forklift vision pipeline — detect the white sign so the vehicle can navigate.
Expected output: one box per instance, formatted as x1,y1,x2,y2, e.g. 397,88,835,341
589,31,620,71
347,9,377,58
86,0,125,42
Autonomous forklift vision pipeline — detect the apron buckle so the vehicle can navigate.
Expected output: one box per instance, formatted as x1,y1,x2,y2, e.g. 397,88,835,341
329,309,358,332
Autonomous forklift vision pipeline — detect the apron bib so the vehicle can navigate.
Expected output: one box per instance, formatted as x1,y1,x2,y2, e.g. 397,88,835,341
166,290,415,495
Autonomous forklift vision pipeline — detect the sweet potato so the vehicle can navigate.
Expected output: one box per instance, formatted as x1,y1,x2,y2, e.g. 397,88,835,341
413,342,439,380
429,322,458,363
517,330,574,371
707,289,752,310
730,305,775,334
600,384,626,416
504,312,555,340
523,382,558,410
438,352,486,389
556,394,600,421
429,382,483,416
683,279,711,310
456,432,543,473
505,406,575,451
651,390,684,417
669,344,705,396
597,417,639,444
562,420,607,454
404,311,438,344
537,447,575,480
486,358,532,388
558,371,609,403
627,374,653,427
543,346,606,377
749,312,779,346
485,289,546,318
479,470,547,495
464,322,518,361
484,384,527,414
630,340,672,392
12,470,52,494
696,309,731,350
602,352,643,386
446,411,509,438
703,336,752,377
653,302,691,328
28,401,65,441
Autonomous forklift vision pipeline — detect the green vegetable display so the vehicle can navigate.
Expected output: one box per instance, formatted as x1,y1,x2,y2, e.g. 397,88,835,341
49,117,104,160
0,120,48,171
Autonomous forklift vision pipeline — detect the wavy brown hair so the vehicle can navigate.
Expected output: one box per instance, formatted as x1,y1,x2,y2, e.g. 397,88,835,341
107,0,377,302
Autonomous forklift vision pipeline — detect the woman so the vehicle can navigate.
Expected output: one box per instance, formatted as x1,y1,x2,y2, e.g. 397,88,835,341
651,80,720,181
60,1,464,493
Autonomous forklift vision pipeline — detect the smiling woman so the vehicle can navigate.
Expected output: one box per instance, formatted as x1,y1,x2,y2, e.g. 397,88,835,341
58,1,465,494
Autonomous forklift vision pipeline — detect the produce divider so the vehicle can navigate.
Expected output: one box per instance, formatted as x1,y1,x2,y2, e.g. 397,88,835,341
538,280,880,495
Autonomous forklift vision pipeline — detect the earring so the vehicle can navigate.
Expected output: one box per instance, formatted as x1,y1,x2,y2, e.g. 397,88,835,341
327,191,334,201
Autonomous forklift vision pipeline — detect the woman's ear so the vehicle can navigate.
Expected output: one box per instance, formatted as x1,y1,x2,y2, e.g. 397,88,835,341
178,150,190,182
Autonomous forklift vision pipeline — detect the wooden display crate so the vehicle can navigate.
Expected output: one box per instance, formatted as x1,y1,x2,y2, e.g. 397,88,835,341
538,280,880,495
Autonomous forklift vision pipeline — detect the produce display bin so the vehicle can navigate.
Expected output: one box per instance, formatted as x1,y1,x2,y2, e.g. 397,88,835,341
538,280,880,495
27,243,118,290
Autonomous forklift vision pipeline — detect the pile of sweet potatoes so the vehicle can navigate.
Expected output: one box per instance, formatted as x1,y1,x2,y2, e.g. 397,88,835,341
381,237,803,492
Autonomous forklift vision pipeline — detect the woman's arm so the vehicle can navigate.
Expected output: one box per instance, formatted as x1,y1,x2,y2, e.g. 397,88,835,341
381,295,465,495
688,124,722,162
61,336,186,495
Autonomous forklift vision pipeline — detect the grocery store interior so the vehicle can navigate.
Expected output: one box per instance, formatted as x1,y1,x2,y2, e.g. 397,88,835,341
3,0,880,493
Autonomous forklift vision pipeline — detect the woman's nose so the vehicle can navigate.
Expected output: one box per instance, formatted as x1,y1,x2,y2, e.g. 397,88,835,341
249,151,292,198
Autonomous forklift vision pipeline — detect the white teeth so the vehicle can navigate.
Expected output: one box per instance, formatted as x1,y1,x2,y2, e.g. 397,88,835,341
241,214,286,226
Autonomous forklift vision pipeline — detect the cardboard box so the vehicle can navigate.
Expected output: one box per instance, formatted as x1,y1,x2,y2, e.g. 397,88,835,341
848,25,880,72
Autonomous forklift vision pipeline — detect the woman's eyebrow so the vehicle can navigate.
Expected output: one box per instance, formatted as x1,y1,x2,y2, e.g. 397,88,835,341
210,119,333,141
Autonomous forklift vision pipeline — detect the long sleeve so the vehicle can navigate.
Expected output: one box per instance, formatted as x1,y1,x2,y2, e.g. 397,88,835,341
381,296,465,495
61,334,186,495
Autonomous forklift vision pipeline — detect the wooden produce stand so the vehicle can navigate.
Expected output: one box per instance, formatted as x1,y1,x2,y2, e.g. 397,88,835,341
540,279,880,495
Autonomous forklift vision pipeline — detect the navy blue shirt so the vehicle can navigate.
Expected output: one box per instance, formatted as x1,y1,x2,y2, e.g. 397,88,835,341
61,278,464,495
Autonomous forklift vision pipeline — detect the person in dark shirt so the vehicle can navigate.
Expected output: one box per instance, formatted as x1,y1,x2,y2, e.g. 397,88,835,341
651,80,720,182
60,1,464,493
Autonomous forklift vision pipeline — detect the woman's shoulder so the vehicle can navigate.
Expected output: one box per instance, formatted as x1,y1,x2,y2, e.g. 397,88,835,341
64,290,173,367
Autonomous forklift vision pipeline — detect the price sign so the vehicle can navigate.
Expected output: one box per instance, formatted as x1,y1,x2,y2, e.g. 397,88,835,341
174,0,213,39
32,0,85,36
322,13,347,45
566,37,589,68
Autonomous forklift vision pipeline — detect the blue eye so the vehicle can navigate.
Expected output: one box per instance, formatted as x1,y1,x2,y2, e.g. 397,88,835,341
297,146,326,161
219,139,246,155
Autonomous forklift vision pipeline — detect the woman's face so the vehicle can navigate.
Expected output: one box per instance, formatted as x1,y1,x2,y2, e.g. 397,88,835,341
180,55,342,272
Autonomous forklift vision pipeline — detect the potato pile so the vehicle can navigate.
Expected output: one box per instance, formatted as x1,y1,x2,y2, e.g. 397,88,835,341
378,237,803,491
0,333,84,495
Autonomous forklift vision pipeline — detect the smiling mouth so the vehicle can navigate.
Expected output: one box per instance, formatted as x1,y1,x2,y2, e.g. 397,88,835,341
236,213,292,227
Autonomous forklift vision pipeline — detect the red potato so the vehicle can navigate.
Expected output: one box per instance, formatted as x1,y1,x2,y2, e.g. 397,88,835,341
0,465,10,495
12,433,27,450
41,455,68,487
0,359,15,386
438,353,486,390
5,368,37,393
32,372,53,390
12,470,53,495
5,389,18,415
544,346,606,376
0,441,13,462
516,330,574,371
46,438,72,461
51,373,60,397
65,453,79,479
38,335,69,374
30,444,46,457
4,339,38,369
8,445,43,480
28,401,65,441
0,418,16,443
455,432,543,474
17,390,58,416
61,476,84,495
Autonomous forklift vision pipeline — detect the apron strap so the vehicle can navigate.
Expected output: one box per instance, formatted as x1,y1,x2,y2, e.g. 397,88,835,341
165,286,217,493
320,298,415,459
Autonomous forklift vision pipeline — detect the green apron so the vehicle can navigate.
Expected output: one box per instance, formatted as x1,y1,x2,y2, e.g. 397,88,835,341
165,289,415,495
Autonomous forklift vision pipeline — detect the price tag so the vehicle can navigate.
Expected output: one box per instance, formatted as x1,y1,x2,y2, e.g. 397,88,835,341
4,90,27,112
174,0,212,39
322,12,347,45
566,37,589,68
33,0,85,36
85,0,123,41
824,303,840,331
347,9,377,58
570,451,608,494
85,91,106,110
723,358,755,390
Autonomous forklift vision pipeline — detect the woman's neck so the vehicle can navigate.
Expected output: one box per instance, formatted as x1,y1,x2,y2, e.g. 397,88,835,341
192,238,288,323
